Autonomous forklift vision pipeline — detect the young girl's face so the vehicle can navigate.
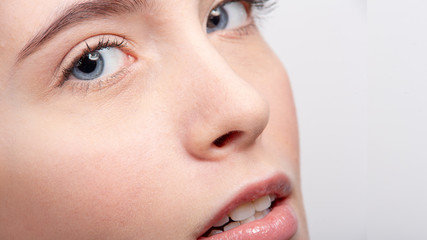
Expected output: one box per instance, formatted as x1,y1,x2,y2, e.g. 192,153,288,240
0,0,308,239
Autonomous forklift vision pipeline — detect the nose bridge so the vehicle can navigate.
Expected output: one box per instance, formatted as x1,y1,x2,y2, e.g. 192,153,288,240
192,49,267,132
169,32,270,160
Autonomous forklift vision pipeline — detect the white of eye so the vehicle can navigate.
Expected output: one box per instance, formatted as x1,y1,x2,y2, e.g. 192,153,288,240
223,2,248,30
97,47,125,77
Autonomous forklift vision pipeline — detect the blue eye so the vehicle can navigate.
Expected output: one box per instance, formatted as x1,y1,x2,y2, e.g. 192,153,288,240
72,51,104,80
71,47,125,81
207,1,248,33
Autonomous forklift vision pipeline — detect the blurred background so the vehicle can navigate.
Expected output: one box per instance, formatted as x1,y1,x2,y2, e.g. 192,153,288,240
262,0,426,239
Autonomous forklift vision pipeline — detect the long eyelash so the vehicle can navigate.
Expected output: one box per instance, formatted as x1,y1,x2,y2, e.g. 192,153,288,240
217,0,276,15
61,37,126,84
244,0,277,22
242,0,276,10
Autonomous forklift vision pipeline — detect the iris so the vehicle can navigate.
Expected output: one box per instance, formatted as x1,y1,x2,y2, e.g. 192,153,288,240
72,51,104,80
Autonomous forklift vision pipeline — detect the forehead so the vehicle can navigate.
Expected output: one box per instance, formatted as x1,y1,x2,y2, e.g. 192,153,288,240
0,0,70,68
0,0,202,35
1,0,63,47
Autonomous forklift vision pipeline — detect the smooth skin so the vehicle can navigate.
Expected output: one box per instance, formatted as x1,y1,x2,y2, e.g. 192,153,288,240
0,0,309,239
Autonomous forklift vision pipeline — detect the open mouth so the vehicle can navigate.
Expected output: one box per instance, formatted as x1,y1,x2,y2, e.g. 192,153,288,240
202,194,277,237
197,174,297,240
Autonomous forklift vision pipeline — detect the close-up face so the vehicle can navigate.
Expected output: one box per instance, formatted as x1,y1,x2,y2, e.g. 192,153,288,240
0,0,308,239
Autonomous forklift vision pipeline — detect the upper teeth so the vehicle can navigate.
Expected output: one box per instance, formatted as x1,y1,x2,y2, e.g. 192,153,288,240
208,194,275,236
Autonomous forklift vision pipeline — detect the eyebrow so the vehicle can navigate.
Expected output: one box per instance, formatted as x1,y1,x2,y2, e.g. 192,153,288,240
16,0,152,62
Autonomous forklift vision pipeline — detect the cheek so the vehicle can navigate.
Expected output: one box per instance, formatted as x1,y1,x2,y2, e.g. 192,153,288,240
1,96,217,239
263,68,300,174
0,106,189,238
1,131,143,237
262,65,299,154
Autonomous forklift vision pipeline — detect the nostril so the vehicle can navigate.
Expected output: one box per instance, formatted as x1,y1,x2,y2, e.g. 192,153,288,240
212,131,242,148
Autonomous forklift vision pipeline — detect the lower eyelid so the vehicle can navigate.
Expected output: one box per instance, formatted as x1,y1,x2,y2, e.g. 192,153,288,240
61,67,132,94
219,19,258,39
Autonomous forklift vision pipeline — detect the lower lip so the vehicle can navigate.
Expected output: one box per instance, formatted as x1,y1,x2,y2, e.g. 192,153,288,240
198,200,297,240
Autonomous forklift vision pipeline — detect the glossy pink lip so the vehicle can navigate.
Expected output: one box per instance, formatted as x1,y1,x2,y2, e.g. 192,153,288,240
196,174,298,240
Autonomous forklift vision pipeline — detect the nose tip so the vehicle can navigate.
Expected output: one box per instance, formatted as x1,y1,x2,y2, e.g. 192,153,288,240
185,89,270,160
171,32,270,161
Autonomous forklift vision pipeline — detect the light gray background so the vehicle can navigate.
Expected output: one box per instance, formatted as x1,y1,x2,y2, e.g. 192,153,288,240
261,0,426,239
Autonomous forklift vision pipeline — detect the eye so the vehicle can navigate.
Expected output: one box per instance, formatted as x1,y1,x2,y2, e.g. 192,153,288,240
71,47,125,81
207,1,248,33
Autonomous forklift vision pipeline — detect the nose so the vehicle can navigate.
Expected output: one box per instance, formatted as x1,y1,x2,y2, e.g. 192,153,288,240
174,38,270,160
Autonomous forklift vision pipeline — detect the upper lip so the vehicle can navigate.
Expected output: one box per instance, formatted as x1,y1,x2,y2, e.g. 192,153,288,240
196,173,292,238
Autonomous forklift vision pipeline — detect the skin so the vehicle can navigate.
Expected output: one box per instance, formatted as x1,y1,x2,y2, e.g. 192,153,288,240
0,0,309,239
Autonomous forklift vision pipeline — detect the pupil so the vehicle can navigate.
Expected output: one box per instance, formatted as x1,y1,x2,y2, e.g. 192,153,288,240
208,8,222,28
207,6,228,33
77,53,98,73
209,15,220,27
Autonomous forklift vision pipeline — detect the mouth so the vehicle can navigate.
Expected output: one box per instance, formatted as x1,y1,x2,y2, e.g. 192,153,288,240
197,174,298,240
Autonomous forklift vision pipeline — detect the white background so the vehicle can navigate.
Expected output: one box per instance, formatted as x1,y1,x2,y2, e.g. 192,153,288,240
262,0,427,239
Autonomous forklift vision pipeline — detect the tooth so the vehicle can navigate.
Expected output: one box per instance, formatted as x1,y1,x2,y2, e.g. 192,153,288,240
213,215,229,227
240,216,255,225
253,195,271,211
269,194,276,202
223,222,241,231
254,211,264,220
261,208,271,218
208,230,223,236
229,202,255,221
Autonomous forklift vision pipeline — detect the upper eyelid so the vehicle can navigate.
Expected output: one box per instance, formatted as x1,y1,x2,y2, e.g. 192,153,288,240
208,0,270,20
210,0,245,11
56,35,132,85
62,36,129,63
15,0,155,64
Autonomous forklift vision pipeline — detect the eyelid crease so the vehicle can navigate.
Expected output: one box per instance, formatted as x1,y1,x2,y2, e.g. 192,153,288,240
16,0,155,64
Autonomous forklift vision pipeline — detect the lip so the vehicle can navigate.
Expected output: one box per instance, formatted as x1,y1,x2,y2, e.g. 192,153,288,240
196,174,298,240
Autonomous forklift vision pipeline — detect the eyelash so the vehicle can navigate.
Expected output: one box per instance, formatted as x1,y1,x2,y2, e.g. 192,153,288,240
61,38,127,83
57,0,276,90
226,0,276,23
204,0,276,38
238,0,276,11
